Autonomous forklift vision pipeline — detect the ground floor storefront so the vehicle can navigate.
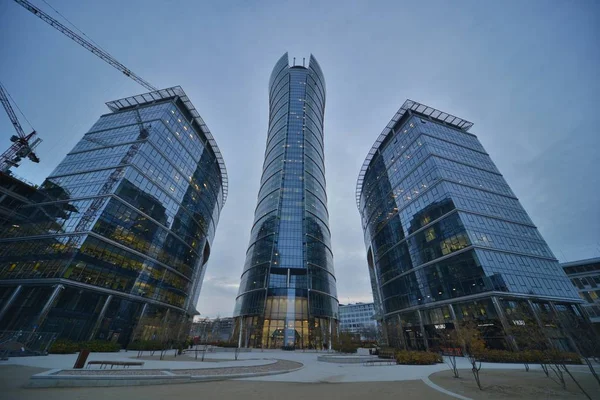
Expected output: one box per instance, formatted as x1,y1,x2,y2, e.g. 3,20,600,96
0,282,191,348
382,295,592,353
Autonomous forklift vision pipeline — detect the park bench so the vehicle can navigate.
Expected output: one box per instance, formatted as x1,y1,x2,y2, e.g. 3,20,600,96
363,358,396,366
87,360,144,369
377,348,396,359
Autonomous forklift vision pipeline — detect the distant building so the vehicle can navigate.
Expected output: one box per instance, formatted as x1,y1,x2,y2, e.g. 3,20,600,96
0,87,228,347
191,317,234,343
562,257,600,334
356,100,587,352
339,302,378,340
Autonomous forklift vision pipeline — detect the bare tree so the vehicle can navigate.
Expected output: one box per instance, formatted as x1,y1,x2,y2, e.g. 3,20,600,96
457,321,485,390
439,328,462,379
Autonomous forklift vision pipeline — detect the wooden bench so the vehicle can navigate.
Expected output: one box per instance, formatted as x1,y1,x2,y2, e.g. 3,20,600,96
87,361,145,369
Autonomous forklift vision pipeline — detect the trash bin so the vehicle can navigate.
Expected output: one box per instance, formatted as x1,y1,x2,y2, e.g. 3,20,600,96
73,349,90,369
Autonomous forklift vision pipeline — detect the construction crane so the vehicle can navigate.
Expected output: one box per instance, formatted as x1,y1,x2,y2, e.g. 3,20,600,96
2,0,157,171
12,0,157,92
0,82,42,173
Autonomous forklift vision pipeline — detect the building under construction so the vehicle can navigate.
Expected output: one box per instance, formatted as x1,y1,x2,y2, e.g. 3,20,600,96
0,87,228,346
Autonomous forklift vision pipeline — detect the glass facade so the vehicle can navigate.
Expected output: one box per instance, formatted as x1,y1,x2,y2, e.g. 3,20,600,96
233,54,338,349
339,302,377,339
562,258,600,333
356,100,584,351
0,87,227,346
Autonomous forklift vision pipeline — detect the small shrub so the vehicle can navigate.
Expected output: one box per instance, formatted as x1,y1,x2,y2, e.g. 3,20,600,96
281,345,296,351
83,340,120,352
48,339,79,354
473,349,582,365
49,339,120,354
215,341,239,348
395,350,443,365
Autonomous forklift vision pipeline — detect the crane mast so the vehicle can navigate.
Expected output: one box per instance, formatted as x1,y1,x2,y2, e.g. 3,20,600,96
0,83,41,173
13,0,157,92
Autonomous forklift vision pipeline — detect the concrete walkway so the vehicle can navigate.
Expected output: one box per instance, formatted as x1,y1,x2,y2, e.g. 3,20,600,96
3,349,594,382
2,350,273,370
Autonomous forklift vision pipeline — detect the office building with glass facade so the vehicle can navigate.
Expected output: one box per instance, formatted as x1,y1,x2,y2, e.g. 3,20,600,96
0,86,227,346
356,100,586,352
233,54,338,349
562,257,600,335
339,302,378,340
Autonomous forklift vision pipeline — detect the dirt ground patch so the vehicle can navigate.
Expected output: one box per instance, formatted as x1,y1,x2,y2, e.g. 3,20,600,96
1,365,452,400
429,368,600,399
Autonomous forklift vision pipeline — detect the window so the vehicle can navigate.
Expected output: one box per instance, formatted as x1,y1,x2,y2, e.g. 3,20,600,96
425,228,436,242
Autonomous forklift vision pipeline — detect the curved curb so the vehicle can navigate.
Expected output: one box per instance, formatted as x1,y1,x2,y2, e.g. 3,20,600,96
27,362,304,388
421,376,472,400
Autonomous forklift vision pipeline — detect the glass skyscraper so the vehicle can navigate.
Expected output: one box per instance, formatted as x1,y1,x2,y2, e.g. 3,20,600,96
233,53,338,349
0,87,227,346
356,100,586,351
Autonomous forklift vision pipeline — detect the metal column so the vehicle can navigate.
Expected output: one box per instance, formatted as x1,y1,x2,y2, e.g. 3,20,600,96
491,296,519,351
416,309,429,351
448,304,459,327
88,295,113,340
32,284,64,333
0,285,23,324
397,314,407,350
526,299,544,328
448,304,466,355
328,317,332,351
237,316,243,348
526,299,554,348
548,302,580,353
130,303,148,344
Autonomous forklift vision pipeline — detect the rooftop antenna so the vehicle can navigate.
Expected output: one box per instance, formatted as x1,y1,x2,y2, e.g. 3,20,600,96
292,57,296,66
302,57,305,67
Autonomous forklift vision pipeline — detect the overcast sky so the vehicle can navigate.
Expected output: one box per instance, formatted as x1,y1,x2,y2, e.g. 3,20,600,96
1,0,598,318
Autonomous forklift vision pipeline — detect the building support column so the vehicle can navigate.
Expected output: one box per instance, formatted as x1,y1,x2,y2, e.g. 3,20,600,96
548,302,580,353
526,299,554,348
526,299,544,329
175,312,189,342
130,303,148,344
32,284,64,333
417,309,429,351
328,317,332,351
162,309,171,342
88,295,113,340
0,285,23,324
448,303,459,328
237,316,244,348
574,303,595,329
448,304,466,355
397,314,407,350
491,296,518,351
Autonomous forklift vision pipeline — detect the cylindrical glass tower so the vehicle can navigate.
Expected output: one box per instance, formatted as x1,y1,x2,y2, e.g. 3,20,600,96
233,53,338,349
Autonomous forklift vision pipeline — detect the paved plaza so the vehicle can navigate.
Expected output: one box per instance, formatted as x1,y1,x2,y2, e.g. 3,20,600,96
1,349,598,399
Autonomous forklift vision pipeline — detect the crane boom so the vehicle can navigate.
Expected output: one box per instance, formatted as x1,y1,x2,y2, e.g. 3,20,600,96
0,83,26,139
13,0,158,92
0,82,41,172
